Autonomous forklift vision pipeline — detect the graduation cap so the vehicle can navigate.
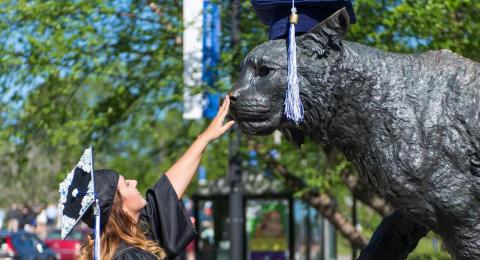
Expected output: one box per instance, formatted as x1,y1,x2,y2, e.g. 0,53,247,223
251,0,356,40
58,147,119,259
250,0,355,124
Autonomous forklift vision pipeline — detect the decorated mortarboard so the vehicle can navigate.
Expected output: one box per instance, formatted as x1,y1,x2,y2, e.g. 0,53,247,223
58,147,119,260
250,0,355,124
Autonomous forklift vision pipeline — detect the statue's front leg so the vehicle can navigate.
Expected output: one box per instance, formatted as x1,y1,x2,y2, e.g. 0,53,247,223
358,210,429,260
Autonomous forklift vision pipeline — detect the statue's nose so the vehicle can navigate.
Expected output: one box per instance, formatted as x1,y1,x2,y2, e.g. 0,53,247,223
228,91,238,104
226,91,237,120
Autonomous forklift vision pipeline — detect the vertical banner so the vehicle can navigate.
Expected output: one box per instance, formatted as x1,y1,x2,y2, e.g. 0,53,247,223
202,0,221,119
183,0,204,120
183,0,221,120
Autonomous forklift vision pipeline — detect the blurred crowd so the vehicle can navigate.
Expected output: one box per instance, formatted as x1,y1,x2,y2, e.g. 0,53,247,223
0,203,60,240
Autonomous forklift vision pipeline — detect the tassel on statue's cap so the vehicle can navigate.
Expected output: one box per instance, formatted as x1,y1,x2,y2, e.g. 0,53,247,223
284,1,302,124
250,0,356,124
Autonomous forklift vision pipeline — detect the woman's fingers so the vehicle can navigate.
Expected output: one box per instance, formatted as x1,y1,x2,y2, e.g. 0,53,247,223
215,96,230,122
224,95,230,108
219,98,225,112
201,97,235,141
221,120,235,132
220,96,230,116
222,95,229,108
218,97,226,114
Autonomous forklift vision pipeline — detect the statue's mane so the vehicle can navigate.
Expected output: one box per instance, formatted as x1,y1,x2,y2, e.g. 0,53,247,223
280,9,352,148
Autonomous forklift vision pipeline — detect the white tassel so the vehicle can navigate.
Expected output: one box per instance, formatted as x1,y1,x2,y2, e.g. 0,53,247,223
284,6,304,124
90,146,101,260
94,200,101,260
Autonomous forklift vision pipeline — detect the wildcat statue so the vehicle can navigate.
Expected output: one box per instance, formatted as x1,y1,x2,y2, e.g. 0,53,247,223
229,8,480,260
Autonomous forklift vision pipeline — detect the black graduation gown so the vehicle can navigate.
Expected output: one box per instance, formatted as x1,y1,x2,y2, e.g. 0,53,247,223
112,175,196,259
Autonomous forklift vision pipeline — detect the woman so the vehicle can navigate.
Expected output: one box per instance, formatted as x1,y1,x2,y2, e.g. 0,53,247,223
68,96,234,259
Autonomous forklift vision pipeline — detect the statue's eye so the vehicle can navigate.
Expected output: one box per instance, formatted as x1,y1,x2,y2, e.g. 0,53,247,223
257,65,271,77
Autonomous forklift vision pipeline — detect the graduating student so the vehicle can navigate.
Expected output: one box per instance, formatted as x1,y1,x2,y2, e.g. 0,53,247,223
58,97,235,259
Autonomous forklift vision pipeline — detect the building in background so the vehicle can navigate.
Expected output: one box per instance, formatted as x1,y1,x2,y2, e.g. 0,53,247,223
192,169,337,260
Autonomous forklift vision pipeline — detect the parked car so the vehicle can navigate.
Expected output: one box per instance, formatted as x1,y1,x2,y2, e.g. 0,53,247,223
0,230,58,259
44,229,85,260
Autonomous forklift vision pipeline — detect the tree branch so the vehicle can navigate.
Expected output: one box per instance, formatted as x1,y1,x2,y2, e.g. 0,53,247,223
341,170,393,217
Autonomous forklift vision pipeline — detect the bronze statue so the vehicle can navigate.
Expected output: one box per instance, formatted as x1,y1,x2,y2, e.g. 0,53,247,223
229,8,480,259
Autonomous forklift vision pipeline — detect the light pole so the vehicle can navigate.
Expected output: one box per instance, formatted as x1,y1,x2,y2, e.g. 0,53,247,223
228,0,243,259
228,0,245,260
228,126,243,260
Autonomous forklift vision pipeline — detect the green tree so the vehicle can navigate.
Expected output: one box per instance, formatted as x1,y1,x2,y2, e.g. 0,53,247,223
0,0,266,205
0,0,188,204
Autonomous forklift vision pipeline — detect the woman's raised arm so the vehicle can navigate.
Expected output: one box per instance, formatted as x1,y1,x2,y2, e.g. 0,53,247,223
165,96,235,199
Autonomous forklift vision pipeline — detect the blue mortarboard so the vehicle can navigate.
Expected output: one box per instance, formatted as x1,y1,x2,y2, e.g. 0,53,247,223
251,0,356,40
250,0,355,124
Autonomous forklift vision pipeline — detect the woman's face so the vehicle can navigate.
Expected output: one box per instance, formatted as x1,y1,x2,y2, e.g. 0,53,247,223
117,175,147,214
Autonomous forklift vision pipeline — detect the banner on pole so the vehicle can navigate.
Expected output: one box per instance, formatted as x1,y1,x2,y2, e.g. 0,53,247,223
183,0,204,120
183,0,221,120
202,1,221,119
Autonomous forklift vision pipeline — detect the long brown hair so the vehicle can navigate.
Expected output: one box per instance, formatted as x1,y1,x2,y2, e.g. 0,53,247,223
80,190,166,259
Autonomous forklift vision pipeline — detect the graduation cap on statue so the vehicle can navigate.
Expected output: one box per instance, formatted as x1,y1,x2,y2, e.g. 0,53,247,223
250,0,355,124
58,147,119,259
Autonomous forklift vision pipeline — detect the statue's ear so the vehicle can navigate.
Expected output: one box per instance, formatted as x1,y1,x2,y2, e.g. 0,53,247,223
308,7,350,39
298,7,349,54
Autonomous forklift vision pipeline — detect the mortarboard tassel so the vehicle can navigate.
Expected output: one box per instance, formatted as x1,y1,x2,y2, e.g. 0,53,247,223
94,200,101,260
284,1,304,124
90,146,101,260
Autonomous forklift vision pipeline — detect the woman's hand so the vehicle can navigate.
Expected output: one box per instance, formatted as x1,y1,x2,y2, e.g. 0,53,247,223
200,96,235,142
165,96,235,199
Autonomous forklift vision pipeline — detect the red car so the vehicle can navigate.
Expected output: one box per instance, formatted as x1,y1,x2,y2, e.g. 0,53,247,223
44,229,86,260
